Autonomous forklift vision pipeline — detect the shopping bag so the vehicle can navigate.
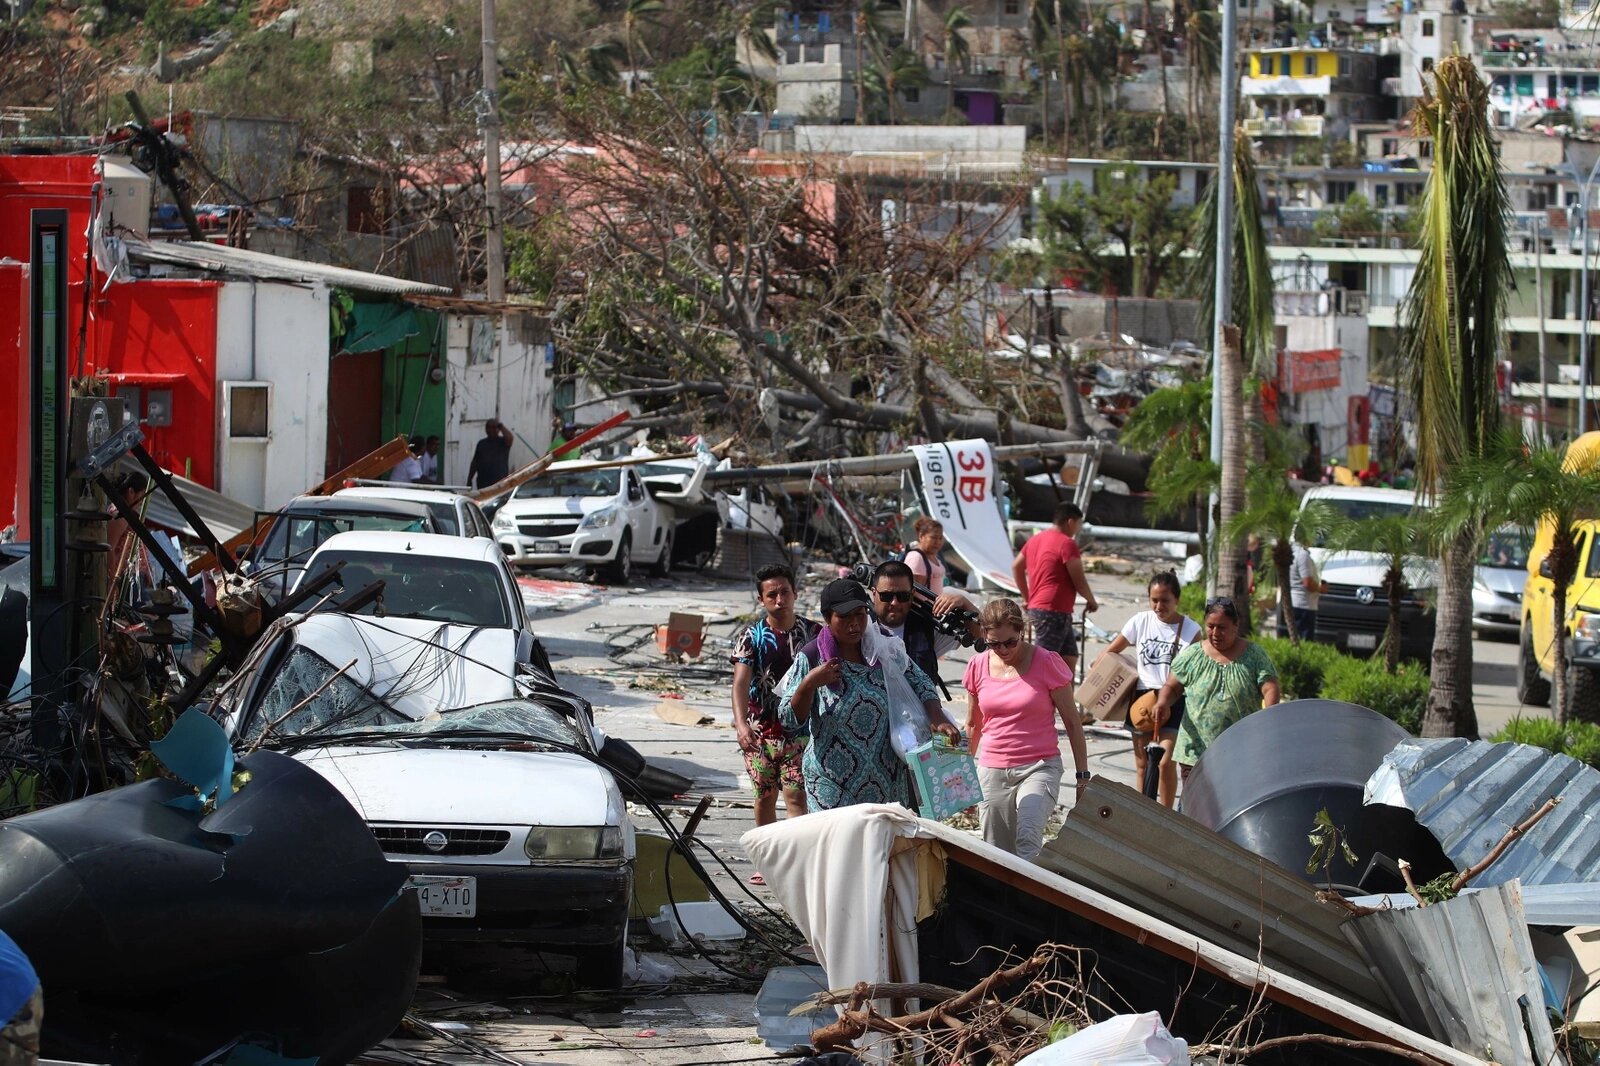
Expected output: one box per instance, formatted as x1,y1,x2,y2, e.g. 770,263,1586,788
905,736,984,821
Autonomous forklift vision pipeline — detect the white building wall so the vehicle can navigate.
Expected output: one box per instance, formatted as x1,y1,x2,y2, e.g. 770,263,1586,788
441,312,553,485
1280,306,1371,460
214,281,330,510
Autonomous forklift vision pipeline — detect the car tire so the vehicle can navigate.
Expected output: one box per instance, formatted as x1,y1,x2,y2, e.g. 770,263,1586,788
1519,627,1552,707
574,935,627,991
1570,663,1600,724
602,532,632,584
649,528,673,578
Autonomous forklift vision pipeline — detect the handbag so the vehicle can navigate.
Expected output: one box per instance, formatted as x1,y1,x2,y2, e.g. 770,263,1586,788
1126,621,1192,735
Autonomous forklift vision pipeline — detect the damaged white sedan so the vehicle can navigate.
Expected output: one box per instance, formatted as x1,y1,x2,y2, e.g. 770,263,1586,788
215,531,637,987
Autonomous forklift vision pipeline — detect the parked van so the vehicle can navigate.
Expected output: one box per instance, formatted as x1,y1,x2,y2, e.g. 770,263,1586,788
1518,432,1600,718
1298,486,1437,661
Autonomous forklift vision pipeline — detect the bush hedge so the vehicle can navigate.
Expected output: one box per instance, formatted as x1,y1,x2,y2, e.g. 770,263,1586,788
1490,718,1600,770
1244,635,1427,733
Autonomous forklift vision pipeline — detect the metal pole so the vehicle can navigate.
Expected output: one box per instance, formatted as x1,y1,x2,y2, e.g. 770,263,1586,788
480,0,506,302
1534,218,1550,443
1582,174,1594,437
1207,0,1238,594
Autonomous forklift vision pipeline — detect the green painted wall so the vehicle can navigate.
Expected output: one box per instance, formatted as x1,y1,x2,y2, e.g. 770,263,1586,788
381,309,446,445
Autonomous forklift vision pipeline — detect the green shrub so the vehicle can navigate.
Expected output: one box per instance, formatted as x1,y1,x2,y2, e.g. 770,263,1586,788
1255,635,1342,702
1179,581,1207,624
1490,716,1567,754
1562,721,1600,769
1320,656,1429,734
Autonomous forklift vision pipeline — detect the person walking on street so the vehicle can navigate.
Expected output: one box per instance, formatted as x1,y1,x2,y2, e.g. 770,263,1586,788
1153,598,1280,780
730,565,819,844
468,419,515,491
903,517,947,595
780,579,958,812
870,560,979,696
1012,502,1098,675
1288,529,1326,640
964,598,1090,860
1090,571,1199,808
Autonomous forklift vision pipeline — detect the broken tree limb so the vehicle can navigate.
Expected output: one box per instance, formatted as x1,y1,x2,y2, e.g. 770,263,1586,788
809,953,1049,1053
1191,1032,1454,1064
1450,797,1560,894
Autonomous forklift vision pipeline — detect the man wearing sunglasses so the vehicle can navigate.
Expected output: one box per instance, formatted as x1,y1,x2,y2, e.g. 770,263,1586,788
870,560,980,697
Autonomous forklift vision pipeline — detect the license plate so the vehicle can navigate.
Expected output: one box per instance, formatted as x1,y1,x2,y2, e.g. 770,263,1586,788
534,540,562,553
408,874,477,917
1347,633,1378,650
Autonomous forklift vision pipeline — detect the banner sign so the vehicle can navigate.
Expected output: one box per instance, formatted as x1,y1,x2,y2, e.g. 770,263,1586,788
910,439,1019,593
1286,348,1342,393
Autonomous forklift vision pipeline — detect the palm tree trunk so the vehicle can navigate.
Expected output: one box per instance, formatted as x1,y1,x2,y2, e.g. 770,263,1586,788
1386,566,1402,675
1554,578,1570,725
1215,323,1249,619
1245,381,1267,465
1421,527,1480,738
855,16,868,124
1276,539,1296,645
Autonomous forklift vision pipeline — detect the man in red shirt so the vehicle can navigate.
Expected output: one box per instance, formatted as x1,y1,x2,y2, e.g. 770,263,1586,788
1011,502,1099,675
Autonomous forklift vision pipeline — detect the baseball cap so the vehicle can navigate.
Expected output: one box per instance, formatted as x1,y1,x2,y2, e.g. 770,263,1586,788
820,578,872,616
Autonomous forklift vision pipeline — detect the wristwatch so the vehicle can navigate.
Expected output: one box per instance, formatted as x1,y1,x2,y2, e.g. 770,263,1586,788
1075,771,1092,781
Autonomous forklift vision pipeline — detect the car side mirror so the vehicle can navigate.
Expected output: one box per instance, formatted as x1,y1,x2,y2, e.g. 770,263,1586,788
1539,556,1554,579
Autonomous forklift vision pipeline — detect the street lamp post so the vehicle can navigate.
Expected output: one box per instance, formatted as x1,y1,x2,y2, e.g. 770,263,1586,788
1564,152,1600,436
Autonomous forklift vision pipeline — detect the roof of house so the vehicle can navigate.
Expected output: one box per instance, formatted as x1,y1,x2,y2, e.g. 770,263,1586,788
125,237,450,296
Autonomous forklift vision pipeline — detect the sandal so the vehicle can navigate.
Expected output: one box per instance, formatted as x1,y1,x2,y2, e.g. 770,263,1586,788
748,872,766,886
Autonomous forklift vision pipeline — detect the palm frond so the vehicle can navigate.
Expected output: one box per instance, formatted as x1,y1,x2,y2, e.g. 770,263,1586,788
1191,128,1276,376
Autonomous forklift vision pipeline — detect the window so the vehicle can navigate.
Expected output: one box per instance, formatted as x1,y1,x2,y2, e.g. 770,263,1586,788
1421,18,1435,35
1421,56,1434,72
1327,179,1356,203
1375,184,1389,207
1418,139,1433,158
1303,54,1317,76
1004,0,1019,13
1381,137,1398,155
228,383,270,438
903,87,920,102
346,186,387,235
1394,183,1422,206
1339,56,1351,77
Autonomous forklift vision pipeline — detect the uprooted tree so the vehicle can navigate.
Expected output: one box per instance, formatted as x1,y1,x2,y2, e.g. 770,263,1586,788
505,84,1113,457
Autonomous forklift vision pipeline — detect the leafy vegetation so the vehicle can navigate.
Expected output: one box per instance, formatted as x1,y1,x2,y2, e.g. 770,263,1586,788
1252,636,1428,733
1492,717,1600,770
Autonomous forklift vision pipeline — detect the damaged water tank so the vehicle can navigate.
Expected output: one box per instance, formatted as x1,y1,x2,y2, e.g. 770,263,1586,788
1181,700,1454,894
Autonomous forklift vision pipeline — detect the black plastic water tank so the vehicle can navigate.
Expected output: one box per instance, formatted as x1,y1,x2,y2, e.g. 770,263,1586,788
1181,700,1454,894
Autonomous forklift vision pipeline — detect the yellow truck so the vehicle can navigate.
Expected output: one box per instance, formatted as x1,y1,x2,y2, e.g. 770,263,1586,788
1519,432,1600,718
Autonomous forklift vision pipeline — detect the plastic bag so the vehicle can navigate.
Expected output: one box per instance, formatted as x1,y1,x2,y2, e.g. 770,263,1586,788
861,621,933,757
1014,1012,1189,1066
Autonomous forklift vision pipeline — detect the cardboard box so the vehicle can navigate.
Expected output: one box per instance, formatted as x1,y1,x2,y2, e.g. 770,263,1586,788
1076,651,1139,721
656,612,705,657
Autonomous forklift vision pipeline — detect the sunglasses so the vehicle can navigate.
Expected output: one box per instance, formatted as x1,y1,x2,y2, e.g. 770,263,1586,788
875,589,914,603
988,636,1022,650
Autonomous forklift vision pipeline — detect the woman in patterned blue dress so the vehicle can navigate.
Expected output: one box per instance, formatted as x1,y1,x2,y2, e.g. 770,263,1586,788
779,579,959,811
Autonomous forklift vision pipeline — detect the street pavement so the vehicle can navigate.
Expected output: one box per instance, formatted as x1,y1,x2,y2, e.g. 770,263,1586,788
366,558,1538,1062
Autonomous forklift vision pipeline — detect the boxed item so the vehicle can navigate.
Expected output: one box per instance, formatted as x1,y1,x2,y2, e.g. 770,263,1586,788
655,612,705,657
906,737,983,821
1076,651,1139,722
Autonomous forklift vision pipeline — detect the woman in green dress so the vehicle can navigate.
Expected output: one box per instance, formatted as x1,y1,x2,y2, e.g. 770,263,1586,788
1152,597,1280,780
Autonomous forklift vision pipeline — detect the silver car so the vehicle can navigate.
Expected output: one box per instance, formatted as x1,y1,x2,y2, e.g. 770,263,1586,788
1474,527,1532,639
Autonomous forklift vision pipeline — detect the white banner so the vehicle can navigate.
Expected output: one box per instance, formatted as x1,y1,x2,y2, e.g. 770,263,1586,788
909,439,1019,593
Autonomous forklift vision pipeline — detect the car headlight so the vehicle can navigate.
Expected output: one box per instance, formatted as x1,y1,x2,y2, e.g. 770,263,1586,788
524,826,623,859
582,506,620,529
1575,613,1600,643
492,510,514,531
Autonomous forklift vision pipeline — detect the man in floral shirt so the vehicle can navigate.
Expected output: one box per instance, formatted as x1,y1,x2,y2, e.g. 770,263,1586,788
730,564,819,844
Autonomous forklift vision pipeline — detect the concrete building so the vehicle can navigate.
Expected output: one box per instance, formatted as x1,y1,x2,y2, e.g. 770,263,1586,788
1242,46,1391,161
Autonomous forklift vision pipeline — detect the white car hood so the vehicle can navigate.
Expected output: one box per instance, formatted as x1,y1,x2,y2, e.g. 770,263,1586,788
295,745,626,828
1314,550,1439,590
499,496,611,521
285,614,520,717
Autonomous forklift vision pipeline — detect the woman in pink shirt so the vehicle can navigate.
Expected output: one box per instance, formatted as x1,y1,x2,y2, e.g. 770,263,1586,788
962,598,1090,860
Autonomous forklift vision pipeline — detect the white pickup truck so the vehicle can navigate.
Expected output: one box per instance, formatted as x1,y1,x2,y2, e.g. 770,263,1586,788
490,461,673,583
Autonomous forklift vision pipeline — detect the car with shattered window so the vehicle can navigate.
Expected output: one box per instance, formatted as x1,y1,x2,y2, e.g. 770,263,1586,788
214,531,637,987
244,495,438,601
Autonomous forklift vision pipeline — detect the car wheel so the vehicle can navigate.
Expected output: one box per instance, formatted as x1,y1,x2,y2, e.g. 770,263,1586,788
602,532,632,584
649,528,673,578
1569,663,1600,724
1518,627,1552,707
574,935,627,991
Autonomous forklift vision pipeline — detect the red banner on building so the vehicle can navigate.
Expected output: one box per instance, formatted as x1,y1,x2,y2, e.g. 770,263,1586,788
1286,349,1342,393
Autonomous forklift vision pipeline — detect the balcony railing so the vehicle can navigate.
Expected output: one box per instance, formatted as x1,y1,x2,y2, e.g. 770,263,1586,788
1241,115,1326,136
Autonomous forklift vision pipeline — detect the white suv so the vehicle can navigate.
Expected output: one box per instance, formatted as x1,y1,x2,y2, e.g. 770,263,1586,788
492,461,672,582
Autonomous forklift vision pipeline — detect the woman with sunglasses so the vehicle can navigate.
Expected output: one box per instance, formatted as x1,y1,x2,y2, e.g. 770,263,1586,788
1090,571,1199,808
1152,597,1281,781
962,598,1090,860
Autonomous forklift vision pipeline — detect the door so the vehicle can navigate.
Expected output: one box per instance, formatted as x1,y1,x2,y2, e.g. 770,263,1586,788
326,350,385,475
624,470,657,554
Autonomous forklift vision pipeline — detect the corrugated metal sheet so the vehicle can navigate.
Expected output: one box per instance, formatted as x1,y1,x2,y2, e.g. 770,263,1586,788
1366,738,1600,887
117,458,256,541
1041,778,1395,1014
1350,882,1600,928
1343,881,1558,1066
127,238,449,296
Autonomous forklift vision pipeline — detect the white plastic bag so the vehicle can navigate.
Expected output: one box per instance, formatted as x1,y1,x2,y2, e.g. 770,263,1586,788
1014,1012,1189,1066
862,621,933,757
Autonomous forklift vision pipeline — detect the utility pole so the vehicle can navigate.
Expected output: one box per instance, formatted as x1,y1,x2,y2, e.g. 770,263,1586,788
480,0,505,302
1534,217,1550,443
1207,0,1238,595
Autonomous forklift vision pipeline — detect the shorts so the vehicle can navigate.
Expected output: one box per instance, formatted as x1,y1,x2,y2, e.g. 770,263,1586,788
743,734,807,798
1122,688,1186,733
1028,608,1078,657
